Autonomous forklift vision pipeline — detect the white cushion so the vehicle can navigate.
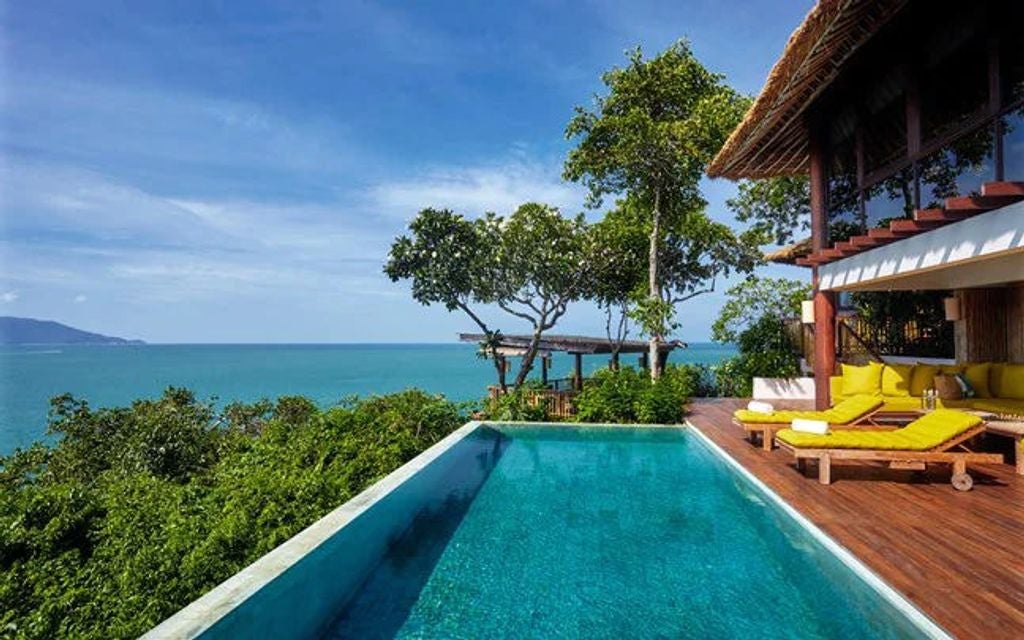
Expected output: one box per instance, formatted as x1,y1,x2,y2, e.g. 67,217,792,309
746,401,775,415
791,418,829,435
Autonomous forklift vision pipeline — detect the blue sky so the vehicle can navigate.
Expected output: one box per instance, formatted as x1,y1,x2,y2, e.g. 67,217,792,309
0,0,811,343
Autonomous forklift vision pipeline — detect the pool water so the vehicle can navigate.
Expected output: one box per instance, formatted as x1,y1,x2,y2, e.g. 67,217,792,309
198,426,934,639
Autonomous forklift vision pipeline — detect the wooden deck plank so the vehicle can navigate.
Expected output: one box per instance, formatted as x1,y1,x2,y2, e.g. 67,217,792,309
686,398,1024,639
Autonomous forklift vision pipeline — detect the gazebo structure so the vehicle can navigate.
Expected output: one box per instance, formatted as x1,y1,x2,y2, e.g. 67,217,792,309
459,332,684,392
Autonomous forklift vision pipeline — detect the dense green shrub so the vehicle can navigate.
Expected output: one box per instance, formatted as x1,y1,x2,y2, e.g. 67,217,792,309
0,388,468,639
572,366,693,424
715,315,802,397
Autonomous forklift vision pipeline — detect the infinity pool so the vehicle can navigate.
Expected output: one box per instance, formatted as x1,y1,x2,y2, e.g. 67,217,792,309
153,425,942,639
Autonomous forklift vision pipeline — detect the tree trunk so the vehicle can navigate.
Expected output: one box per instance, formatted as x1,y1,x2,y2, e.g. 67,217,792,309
457,301,507,392
513,318,546,389
648,188,662,382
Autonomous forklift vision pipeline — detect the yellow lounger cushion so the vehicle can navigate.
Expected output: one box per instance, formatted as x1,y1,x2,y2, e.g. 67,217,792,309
776,409,982,451
840,362,883,397
733,395,883,425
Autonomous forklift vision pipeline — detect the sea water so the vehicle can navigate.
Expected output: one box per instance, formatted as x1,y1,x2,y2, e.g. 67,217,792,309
0,343,737,453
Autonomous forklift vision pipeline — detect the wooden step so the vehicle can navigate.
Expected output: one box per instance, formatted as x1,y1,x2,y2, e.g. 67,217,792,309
981,181,1024,197
944,194,1022,213
850,234,892,248
890,219,942,234
868,227,900,239
914,208,972,222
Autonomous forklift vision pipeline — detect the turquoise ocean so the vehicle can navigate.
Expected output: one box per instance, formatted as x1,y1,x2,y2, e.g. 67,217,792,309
0,343,737,454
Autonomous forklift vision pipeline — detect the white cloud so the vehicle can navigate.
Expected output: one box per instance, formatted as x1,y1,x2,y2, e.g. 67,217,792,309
368,156,582,218
0,291,18,303
74,294,87,303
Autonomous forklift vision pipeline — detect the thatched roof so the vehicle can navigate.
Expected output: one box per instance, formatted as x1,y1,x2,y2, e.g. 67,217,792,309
459,333,685,355
708,0,909,179
764,237,813,265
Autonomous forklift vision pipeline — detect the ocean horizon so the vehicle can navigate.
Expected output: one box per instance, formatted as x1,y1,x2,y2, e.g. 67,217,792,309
0,341,737,454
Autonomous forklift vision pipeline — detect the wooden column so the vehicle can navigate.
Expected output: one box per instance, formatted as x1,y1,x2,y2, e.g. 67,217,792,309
573,353,583,391
541,354,549,386
639,352,649,370
810,127,836,410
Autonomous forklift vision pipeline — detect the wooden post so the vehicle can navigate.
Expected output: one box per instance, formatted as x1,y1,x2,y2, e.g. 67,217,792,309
573,353,583,391
818,454,832,485
810,126,836,410
639,352,649,370
541,354,549,386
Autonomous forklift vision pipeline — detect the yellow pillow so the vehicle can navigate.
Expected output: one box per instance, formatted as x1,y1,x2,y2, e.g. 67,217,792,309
909,364,940,396
881,364,913,397
939,364,964,375
963,363,992,398
1001,364,1024,400
990,363,1006,398
841,362,883,397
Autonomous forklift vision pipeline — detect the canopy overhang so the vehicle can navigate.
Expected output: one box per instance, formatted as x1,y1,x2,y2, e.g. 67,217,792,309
817,203,1024,291
458,333,685,355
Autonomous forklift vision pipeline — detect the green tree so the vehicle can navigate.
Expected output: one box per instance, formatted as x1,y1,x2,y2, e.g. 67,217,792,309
712,276,810,343
384,208,509,389
564,41,749,379
585,201,648,365
493,203,589,388
385,204,587,391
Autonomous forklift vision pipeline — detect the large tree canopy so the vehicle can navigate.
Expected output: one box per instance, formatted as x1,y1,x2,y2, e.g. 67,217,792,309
385,204,587,390
563,41,752,378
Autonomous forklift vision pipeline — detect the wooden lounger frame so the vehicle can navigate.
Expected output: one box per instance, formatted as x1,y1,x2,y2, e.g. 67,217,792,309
775,424,1003,491
734,406,886,451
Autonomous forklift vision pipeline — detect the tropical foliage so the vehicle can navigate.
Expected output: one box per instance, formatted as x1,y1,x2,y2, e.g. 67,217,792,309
385,204,588,391
564,41,755,378
712,277,810,396
0,388,468,639
572,366,694,424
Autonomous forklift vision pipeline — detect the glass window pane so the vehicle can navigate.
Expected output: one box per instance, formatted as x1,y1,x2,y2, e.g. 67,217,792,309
864,167,915,227
1003,107,1024,181
919,126,995,208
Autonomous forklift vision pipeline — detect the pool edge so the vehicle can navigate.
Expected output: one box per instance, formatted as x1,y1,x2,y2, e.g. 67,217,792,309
685,421,953,640
140,420,486,640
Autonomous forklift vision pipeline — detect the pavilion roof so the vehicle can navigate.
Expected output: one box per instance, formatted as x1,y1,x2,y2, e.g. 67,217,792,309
458,333,685,355
707,0,909,179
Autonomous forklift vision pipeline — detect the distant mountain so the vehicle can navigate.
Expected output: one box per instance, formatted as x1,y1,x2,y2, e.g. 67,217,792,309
0,317,145,345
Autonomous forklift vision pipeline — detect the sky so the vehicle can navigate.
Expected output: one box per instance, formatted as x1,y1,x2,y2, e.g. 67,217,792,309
0,0,813,343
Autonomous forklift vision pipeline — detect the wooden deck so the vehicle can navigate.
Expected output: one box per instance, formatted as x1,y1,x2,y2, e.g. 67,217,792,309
687,398,1024,639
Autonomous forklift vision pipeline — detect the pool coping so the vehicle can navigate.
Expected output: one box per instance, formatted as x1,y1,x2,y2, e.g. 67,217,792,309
142,419,950,639
685,421,953,640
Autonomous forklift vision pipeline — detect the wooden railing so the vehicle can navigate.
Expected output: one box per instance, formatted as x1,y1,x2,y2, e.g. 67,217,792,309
783,312,954,365
487,384,580,418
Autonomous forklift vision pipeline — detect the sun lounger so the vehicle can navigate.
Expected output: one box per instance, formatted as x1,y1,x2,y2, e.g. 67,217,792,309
732,395,885,451
775,409,1002,491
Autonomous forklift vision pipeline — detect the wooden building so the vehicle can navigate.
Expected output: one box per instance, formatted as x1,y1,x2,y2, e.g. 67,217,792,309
709,0,1024,409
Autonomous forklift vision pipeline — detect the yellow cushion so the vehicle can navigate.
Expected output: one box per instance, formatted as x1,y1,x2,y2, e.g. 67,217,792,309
776,409,982,451
1001,364,1024,400
909,364,939,397
881,364,913,397
939,364,964,375
829,376,845,401
841,362,883,397
990,363,1006,397
963,363,992,398
971,398,1024,416
733,395,883,425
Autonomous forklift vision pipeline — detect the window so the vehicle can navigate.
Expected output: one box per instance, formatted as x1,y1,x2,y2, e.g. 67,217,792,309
918,126,994,207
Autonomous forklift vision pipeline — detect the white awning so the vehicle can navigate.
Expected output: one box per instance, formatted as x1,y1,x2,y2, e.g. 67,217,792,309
818,202,1024,291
